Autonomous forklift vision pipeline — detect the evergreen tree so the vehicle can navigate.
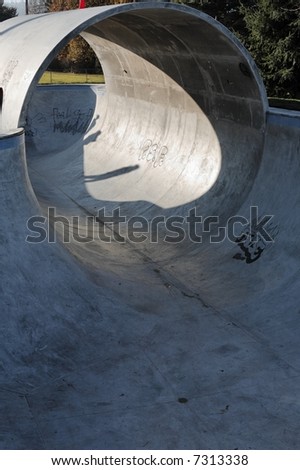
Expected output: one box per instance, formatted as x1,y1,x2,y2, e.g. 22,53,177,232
241,0,300,98
186,0,247,32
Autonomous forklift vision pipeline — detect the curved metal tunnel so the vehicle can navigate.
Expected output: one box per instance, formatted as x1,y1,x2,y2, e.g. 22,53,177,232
0,3,300,450
1,4,266,217
1,4,268,266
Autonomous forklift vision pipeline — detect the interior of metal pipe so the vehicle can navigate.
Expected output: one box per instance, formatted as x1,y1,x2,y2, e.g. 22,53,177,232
23,6,266,253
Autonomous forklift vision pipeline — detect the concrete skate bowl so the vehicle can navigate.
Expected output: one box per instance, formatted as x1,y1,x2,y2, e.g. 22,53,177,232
1,4,300,451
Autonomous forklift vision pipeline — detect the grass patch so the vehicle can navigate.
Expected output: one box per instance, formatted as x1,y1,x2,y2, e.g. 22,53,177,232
39,71,105,85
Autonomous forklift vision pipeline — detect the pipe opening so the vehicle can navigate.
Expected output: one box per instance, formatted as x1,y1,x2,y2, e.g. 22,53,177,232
18,5,267,254
37,36,105,86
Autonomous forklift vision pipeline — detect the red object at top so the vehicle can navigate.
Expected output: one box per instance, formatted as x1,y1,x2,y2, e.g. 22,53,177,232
79,0,86,8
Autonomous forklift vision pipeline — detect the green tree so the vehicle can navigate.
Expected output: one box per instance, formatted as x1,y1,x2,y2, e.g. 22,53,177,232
0,4,17,22
241,0,300,98
47,0,120,72
175,0,252,33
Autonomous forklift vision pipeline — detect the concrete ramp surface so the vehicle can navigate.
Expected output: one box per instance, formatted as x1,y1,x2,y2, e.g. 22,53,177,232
0,4,300,449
